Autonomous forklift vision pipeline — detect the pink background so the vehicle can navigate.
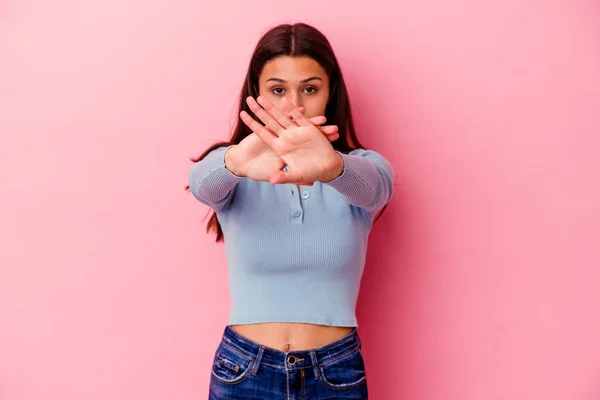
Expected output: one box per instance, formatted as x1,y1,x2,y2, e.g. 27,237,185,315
1,1,599,399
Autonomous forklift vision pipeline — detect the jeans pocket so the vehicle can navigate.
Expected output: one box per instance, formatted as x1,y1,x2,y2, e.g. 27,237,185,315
211,342,254,385
319,348,367,390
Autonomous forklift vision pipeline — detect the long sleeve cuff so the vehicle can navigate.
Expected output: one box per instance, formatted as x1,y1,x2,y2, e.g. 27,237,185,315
323,149,395,214
189,145,243,212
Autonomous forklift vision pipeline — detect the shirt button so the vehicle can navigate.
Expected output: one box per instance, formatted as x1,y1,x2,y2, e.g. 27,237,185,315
292,211,302,218
301,191,310,199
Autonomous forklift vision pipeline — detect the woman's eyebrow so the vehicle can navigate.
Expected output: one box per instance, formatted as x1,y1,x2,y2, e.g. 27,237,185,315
265,76,322,83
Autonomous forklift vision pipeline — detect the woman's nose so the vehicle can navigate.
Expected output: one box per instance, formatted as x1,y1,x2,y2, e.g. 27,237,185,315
289,94,303,109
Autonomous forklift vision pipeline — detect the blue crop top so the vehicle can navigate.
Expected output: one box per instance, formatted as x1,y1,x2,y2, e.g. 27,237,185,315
189,145,395,327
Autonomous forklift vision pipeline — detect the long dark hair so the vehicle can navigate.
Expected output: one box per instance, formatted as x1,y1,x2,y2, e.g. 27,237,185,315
186,22,387,242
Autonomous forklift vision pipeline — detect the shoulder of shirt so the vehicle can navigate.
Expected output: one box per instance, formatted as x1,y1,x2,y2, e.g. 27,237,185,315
342,148,391,161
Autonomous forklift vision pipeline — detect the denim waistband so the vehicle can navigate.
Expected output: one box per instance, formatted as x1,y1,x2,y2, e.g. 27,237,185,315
220,325,362,372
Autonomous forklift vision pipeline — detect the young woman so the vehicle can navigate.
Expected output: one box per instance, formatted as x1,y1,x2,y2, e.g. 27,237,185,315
188,22,395,400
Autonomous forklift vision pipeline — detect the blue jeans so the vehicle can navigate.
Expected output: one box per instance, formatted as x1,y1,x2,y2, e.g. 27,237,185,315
208,325,369,399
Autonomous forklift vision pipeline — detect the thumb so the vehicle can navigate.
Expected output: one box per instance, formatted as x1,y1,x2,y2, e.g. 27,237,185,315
270,170,302,185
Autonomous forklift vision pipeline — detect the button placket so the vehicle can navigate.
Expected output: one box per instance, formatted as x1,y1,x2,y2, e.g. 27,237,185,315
288,185,304,224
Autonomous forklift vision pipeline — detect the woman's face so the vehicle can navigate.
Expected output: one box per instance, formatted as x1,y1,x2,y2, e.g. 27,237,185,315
257,56,330,119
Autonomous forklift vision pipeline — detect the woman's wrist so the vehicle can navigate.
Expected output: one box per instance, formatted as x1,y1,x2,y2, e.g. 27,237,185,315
224,145,244,177
321,152,345,182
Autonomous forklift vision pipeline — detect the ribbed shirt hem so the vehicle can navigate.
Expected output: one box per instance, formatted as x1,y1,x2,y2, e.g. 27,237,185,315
227,315,358,328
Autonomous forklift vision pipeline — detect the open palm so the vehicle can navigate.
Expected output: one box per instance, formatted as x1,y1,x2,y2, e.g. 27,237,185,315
240,96,343,185
229,106,340,184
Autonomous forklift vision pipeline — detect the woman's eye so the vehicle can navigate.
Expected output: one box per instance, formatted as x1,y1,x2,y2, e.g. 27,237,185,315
271,87,317,95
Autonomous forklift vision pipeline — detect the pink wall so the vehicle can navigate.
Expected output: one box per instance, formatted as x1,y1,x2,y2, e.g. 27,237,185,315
1,1,599,399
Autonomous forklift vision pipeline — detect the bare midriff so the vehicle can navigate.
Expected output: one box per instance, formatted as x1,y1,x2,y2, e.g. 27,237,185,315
230,322,354,352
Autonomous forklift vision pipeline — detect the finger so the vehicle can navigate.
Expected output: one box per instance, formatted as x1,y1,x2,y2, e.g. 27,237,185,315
246,96,286,136
308,116,327,126
285,106,305,117
318,125,338,135
239,110,277,147
282,97,313,127
255,96,297,131
325,132,340,142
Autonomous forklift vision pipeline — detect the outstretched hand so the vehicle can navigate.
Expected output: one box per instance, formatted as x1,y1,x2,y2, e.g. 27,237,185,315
240,96,344,185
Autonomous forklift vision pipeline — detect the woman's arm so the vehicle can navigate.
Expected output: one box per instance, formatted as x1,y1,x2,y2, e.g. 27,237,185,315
322,149,395,215
188,145,243,213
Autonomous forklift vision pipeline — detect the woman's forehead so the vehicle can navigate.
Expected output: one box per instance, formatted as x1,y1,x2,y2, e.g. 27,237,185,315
260,56,327,82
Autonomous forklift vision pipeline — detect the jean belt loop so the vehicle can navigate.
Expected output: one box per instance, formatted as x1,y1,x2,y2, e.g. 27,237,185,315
251,345,264,375
309,350,320,380
356,329,362,349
